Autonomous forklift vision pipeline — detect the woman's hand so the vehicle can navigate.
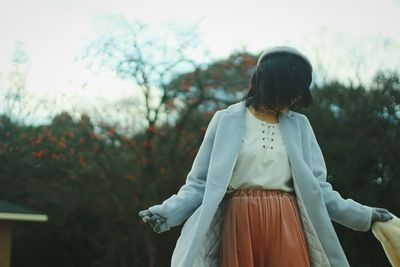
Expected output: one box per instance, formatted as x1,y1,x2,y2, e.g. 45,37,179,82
138,209,168,233
371,207,393,225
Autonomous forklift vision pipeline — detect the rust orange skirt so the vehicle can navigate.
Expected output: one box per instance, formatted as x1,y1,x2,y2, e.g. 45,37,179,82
219,188,311,267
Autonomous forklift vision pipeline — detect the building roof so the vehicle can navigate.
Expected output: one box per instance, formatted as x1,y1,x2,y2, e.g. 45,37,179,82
0,199,48,222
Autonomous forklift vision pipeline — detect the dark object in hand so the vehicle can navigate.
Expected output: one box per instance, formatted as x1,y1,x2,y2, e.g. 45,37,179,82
371,207,393,225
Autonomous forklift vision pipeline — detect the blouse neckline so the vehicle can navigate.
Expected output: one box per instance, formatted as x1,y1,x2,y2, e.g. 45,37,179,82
246,107,280,125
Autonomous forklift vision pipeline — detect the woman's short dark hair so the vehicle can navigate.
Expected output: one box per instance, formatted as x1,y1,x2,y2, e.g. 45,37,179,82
242,52,313,112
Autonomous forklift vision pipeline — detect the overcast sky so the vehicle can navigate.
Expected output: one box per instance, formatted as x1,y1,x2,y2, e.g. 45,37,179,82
1,0,400,125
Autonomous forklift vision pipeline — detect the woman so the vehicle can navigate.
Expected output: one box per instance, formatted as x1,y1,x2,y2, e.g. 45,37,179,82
139,46,393,267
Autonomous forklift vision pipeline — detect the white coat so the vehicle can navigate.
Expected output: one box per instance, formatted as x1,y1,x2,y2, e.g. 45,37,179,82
148,100,373,267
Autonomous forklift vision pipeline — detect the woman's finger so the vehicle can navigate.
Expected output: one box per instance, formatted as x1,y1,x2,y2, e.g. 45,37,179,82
142,216,152,223
381,211,393,221
138,210,152,217
153,222,162,233
377,208,389,213
376,209,393,222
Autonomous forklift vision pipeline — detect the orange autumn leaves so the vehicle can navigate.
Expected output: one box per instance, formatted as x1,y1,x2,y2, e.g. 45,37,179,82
24,124,119,170
2,109,213,186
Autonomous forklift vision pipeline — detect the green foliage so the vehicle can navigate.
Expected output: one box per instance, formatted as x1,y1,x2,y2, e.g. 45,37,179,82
0,112,143,266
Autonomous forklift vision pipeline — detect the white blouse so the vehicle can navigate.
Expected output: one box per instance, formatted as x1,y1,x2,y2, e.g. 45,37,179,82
226,107,294,193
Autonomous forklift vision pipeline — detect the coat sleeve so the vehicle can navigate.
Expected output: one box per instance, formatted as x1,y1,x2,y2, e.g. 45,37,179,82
303,115,373,232
148,110,222,231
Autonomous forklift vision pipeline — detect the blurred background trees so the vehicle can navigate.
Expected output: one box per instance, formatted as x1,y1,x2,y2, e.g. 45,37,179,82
0,18,399,267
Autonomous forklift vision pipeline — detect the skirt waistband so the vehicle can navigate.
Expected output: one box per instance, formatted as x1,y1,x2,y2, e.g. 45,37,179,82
228,187,295,198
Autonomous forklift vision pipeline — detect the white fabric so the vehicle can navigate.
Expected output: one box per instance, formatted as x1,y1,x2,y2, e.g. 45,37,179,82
227,107,294,193
372,212,400,267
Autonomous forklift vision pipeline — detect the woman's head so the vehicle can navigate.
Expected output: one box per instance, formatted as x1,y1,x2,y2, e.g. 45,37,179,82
242,46,314,112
